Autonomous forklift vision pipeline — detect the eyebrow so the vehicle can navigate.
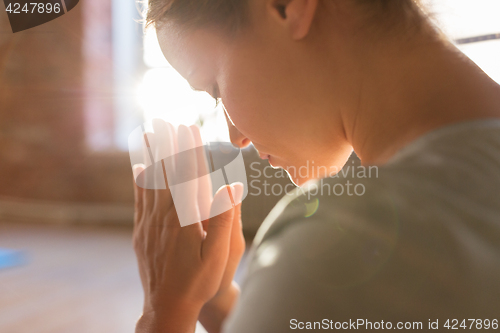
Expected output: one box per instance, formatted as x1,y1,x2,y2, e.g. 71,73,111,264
189,83,218,103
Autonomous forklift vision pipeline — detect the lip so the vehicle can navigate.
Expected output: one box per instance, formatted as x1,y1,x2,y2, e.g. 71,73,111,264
259,153,270,160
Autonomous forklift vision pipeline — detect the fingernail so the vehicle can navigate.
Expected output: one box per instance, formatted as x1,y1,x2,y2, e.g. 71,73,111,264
231,182,244,203
229,185,236,207
216,184,236,207
132,164,144,180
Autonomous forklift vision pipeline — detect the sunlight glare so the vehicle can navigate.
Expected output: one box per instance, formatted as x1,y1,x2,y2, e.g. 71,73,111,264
138,27,230,142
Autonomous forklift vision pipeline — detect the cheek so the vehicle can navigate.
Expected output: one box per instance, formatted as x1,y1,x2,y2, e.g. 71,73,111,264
220,47,285,136
221,76,294,145
220,79,267,139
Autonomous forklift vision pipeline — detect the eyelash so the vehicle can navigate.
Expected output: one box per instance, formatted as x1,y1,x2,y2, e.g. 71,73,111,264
212,85,221,107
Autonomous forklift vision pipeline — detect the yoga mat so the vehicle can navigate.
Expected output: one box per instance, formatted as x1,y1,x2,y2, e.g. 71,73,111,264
0,248,26,270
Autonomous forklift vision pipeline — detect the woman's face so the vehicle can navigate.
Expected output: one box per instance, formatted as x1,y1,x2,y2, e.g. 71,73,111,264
156,6,353,185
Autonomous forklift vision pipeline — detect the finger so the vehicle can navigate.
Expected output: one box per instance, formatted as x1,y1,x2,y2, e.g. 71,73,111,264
165,123,178,197
227,182,245,265
132,164,146,224
190,125,213,229
128,125,153,188
166,122,178,166
152,119,175,213
230,182,244,231
228,182,245,262
172,125,200,228
216,182,245,291
143,132,156,213
202,185,236,266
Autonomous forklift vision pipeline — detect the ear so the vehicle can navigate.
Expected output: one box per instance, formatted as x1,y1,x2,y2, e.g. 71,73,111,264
270,0,318,40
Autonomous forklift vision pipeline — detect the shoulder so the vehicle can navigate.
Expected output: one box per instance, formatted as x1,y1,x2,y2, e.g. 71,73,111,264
252,173,396,252
223,178,401,332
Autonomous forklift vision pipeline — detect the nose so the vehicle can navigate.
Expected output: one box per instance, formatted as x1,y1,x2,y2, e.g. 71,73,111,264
224,111,251,149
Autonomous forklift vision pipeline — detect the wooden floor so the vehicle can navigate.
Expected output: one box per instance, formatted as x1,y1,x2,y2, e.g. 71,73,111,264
0,221,211,333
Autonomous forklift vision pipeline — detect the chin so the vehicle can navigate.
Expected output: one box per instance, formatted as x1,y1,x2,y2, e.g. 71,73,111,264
290,175,312,187
278,160,325,187
282,168,316,187
270,156,336,187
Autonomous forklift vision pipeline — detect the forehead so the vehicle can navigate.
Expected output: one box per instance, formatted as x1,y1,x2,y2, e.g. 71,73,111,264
156,22,227,81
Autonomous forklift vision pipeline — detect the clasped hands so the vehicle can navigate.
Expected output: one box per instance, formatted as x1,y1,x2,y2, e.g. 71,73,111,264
132,119,245,333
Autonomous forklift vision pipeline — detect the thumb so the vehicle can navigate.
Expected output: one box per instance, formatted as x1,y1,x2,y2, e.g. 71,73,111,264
202,185,236,264
230,182,244,231
132,164,146,220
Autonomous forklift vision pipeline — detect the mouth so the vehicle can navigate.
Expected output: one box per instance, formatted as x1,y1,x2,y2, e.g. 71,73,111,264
262,154,280,169
259,153,270,160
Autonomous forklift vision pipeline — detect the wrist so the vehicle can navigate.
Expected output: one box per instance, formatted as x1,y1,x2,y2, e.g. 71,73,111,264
137,302,203,333
199,282,240,333
204,281,240,311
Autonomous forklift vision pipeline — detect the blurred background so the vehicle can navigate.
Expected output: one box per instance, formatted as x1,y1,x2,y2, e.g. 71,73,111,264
0,0,499,332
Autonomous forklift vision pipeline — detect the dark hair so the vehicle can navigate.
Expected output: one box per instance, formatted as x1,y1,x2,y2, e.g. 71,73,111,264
146,0,425,34
146,0,250,33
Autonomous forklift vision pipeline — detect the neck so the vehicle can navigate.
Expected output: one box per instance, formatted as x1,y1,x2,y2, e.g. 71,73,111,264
322,22,500,165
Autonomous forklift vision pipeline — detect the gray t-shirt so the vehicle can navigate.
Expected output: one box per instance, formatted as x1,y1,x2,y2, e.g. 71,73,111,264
223,119,500,332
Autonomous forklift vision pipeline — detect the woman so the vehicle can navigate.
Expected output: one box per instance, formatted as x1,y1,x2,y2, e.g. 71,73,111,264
132,0,500,332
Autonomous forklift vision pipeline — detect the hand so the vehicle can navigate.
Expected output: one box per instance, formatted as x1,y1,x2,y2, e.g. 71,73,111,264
198,173,245,333
189,125,246,301
190,126,247,333
132,121,244,332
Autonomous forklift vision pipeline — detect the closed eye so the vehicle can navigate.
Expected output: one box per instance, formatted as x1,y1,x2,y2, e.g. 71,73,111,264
212,85,221,107
189,83,220,107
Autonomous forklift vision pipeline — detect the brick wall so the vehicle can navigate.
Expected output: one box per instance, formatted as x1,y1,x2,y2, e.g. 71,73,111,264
0,3,289,234
0,3,134,205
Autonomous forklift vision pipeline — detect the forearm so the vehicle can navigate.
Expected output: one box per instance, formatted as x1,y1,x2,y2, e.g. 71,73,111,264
199,281,240,333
